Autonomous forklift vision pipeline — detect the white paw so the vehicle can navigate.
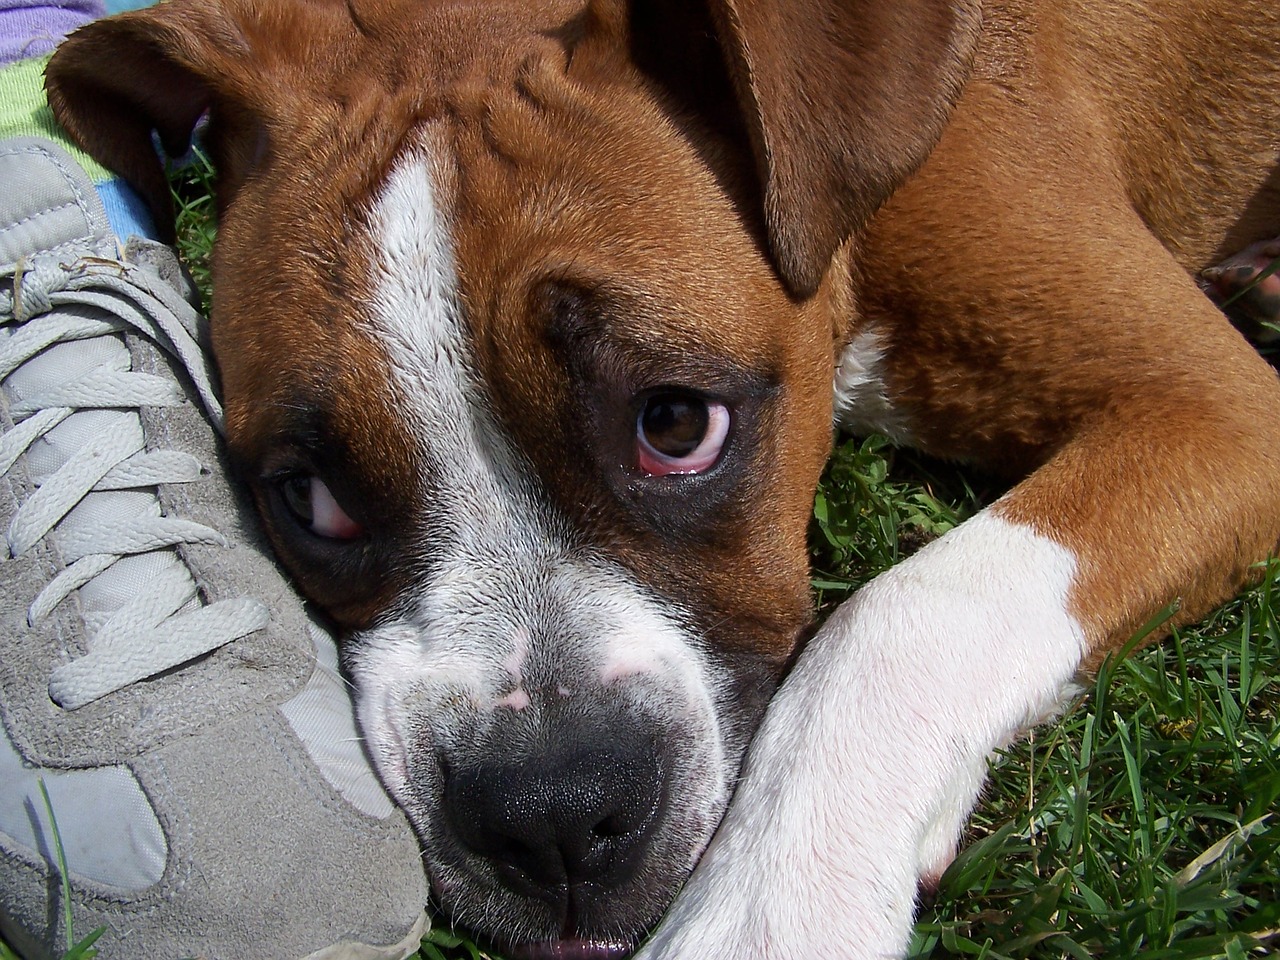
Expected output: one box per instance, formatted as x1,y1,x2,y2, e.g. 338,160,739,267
634,511,1087,959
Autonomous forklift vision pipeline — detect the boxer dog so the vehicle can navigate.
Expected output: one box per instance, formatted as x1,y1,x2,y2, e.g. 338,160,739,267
45,0,1280,957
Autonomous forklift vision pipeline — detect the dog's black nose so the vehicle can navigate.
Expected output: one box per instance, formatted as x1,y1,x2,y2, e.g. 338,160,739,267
443,720,663,902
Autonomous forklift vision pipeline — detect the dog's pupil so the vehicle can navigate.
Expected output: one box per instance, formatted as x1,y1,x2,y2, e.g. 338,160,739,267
642,395,708,457
282,476,314,525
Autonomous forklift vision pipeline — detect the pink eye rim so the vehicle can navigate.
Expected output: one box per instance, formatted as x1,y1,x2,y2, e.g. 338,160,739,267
635,392,731,477
280,475,365,540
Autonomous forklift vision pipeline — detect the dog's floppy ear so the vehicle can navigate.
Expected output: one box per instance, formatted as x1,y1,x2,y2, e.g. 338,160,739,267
621,0,981,298
45,0,358,242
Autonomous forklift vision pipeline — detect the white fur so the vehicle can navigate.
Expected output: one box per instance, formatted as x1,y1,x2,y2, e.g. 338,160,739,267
345,141,734,866
833,327,914,444
634,509,1086,959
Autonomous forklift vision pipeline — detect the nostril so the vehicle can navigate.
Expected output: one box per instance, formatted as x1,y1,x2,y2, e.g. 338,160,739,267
487,836,549,892
588,799,655,844
591,814,629,839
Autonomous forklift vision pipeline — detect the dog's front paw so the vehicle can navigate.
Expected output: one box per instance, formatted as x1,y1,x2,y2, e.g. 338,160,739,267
629,749,918,960
631,594,926,960
631,816,918,959
633,512,1088,960
630,597,959,960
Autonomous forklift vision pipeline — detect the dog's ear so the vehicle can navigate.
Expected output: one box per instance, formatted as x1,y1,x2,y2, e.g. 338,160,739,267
45,0,361,242
605,0,981,298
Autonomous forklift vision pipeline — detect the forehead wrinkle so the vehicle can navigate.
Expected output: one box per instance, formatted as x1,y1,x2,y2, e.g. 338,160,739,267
558,283,783,392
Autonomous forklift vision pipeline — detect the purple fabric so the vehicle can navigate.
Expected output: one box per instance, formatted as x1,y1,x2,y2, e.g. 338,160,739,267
0,0,104,66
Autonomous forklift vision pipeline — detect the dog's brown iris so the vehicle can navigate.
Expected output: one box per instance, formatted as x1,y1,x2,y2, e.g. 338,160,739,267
640,393,710,459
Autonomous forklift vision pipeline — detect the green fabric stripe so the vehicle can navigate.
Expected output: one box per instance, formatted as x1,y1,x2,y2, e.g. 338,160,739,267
0,55,114,182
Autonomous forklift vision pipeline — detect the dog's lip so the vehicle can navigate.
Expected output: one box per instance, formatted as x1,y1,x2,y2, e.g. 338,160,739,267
509,939,632,960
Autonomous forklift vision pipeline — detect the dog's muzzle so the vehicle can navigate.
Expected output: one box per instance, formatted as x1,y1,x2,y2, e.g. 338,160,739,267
397,687,722,958
347,551,741,955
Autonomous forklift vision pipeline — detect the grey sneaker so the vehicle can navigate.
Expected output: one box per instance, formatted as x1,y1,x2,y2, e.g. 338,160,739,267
0,137,430,960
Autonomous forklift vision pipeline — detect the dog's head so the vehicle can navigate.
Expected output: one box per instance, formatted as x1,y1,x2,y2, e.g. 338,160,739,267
48,1,977,954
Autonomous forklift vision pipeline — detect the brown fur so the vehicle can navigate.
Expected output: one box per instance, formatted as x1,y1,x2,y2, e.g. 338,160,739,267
42,0,1280,947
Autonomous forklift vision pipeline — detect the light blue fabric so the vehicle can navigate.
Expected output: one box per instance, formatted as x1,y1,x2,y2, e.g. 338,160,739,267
96,177,156,239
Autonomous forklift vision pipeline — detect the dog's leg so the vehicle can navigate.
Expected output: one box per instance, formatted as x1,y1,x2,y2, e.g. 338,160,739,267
630,509,1091,958
635,507,1090,959
634,156,1280,959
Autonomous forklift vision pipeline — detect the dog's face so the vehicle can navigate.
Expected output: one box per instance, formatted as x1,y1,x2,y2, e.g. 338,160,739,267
49,0,977,953
215,44,833,951
200,9,833,950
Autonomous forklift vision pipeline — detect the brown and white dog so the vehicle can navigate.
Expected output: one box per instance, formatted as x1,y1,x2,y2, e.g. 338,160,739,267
45,0,1280,957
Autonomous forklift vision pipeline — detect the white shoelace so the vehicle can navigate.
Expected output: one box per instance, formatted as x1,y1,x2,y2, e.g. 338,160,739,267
1,244,268,709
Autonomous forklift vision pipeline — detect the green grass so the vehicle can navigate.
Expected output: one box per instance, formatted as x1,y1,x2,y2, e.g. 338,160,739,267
169,151,217,316
4,156,1274,960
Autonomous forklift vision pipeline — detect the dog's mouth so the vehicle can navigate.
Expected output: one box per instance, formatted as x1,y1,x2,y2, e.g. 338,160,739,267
509,938,633,960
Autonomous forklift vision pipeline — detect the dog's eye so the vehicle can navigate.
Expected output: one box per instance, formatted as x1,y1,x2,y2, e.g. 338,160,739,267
281,476,364,539
636,392,730,476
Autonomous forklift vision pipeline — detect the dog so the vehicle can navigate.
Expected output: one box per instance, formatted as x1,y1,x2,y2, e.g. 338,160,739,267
45,0,1280,957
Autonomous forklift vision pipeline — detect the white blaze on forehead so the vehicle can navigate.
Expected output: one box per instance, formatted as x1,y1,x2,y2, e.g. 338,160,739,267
363,132,545,558
363,140,491,503
355,136,558,729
